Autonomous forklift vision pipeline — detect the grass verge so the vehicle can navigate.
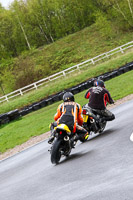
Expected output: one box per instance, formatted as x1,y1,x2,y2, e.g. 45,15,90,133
0,70,133,153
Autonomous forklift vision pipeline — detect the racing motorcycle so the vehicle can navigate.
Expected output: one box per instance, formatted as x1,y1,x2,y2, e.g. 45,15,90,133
81,105,107,139
49,124,77,164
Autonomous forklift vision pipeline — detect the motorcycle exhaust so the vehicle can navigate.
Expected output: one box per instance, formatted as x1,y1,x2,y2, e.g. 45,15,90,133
90,118,98,132
64,136,69,141
90,118,95,123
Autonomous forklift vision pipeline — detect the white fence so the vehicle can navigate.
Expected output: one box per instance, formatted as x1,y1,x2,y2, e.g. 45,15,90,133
0,40,133,103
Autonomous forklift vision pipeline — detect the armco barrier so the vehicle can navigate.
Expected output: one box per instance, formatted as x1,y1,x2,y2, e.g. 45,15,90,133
0,61,133,126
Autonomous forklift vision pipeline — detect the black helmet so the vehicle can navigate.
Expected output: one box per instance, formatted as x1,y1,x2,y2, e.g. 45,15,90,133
63,92,75,102
94,79,105,88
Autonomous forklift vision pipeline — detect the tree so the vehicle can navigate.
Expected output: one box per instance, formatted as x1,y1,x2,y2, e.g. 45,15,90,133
95,0,133,29
11,0,32,50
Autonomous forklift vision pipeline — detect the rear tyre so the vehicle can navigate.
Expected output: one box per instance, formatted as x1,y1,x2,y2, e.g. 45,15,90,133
99,121,107,134
51,139,62,164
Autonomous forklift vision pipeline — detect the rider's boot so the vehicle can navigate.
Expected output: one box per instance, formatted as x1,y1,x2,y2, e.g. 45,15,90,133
48,134,55,144
77,132,89,141
48,123,56,144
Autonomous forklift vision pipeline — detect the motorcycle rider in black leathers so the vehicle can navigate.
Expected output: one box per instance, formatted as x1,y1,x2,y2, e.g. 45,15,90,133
84,79,115,123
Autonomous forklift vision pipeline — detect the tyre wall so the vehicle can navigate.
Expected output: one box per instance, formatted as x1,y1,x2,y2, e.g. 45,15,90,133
0,61,133,125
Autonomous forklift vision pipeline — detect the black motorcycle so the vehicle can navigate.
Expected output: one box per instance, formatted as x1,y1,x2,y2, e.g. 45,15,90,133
49,124,77,164
82,105,107,137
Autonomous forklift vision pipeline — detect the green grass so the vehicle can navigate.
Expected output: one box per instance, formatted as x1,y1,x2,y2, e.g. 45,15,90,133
0,70,133,153
0,49,133,114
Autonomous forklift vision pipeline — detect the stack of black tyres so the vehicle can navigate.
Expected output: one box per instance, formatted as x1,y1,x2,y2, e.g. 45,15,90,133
0,61,133,125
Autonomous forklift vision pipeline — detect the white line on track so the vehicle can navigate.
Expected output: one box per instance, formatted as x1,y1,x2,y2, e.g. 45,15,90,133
130,132,133,142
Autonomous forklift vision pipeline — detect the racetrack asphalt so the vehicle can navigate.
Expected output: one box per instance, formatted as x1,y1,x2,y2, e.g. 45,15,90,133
0,99,133,200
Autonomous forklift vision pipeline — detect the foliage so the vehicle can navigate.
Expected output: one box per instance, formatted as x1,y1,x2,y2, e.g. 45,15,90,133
95,0,133,29
95,11,114,39
0,0,133,94
0,23,133,94
0,49,133,114
0,0,97,59
0,0,131,59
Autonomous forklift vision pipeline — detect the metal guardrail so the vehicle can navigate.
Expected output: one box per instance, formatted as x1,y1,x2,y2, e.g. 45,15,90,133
0,40,133,103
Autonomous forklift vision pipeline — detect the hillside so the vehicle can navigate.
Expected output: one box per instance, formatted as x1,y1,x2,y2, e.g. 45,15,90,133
0,23,133,95
0,48,133,115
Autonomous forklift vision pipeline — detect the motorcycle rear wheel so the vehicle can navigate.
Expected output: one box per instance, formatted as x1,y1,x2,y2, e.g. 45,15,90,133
99,121,107,133
51,139,62,164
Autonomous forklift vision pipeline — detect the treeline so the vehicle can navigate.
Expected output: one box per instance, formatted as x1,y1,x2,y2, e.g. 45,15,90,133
0,0,133,95
0,0,97,59
0,0,133,60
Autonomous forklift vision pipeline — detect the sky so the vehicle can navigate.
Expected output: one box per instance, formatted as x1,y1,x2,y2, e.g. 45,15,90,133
0,0,14,8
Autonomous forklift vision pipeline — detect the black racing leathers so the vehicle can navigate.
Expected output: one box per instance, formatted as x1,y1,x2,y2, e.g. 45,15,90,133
85,86,115,121
85,86,114,110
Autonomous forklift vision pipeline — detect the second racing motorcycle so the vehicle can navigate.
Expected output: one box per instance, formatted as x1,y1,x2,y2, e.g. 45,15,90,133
81,105,107,140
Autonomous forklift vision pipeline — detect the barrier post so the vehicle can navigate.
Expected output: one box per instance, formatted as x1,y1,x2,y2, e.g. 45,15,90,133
20,89,23,95
5,95,9,102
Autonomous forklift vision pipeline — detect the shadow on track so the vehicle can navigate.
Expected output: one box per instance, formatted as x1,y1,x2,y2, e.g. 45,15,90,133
86,128,119,142
55,149,95,165
52,128,118,166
